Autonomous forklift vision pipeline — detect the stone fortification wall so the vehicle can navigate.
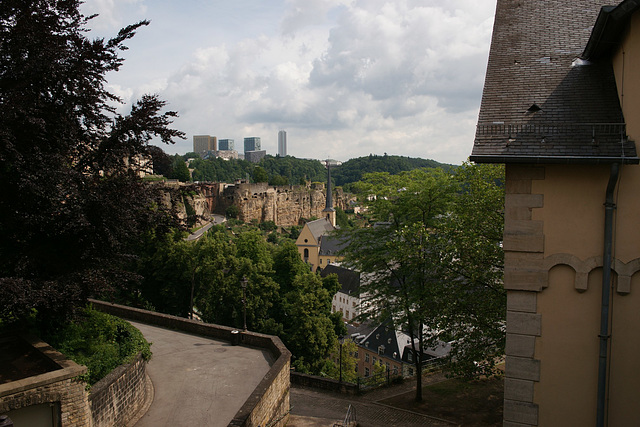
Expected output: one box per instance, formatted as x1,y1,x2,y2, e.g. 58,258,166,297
158,181,354,227
89,353,147,427
217,181,353,226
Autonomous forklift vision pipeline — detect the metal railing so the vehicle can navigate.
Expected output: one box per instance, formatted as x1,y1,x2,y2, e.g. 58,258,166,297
333,404,356,427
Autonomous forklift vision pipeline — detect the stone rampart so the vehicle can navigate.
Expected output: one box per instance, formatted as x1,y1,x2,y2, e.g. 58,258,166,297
89,353,147,427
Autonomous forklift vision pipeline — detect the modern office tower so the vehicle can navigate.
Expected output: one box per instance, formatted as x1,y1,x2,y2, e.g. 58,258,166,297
243,137,261,153
218,139,235,151
278,130,287,157
193,135,217,154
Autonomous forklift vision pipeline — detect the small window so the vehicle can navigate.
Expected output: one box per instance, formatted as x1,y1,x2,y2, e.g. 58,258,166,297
365,367,370,377
373,357,377,364
393,366,398,375
319,259,322,264
354,351,358,358
376,334,380,340
408,352,413,362
346,310,350,318
378,345,385,355
365,354,369,362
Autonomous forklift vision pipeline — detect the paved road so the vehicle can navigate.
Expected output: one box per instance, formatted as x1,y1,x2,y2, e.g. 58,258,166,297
186,214,226,241
129,321,272,427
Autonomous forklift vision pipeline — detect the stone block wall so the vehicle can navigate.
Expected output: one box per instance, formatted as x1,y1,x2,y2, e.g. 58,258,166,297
503,165,545,427
89,353,147,427
0,337,90,427
290,372,358,395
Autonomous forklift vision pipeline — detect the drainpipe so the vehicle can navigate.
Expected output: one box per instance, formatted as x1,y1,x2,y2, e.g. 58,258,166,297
597,162,619,427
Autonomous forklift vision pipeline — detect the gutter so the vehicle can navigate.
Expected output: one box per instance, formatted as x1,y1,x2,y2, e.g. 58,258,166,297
596,162,620,427
468,155,639,165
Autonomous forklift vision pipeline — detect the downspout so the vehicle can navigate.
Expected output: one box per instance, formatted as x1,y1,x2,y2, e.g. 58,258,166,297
596,162,619,427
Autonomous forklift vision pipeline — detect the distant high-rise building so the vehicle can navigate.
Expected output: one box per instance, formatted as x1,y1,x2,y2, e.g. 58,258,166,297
193,135,217,154
218,139,235,151
244,137,261,153
278,130,287,157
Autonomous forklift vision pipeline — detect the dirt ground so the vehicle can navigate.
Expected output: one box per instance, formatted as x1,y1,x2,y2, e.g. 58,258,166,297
379,376,504,426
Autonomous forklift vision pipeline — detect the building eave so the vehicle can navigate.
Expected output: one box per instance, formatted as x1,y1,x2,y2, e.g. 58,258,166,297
470,155,640,165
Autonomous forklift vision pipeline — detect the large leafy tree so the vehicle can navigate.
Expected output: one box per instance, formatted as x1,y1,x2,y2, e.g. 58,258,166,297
338,164,505,400
0,0,184,327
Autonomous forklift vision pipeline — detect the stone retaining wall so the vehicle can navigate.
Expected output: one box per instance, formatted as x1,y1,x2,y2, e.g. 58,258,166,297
0,336,90,426
290,372,358,395
90,299,292,427
89,353,147,427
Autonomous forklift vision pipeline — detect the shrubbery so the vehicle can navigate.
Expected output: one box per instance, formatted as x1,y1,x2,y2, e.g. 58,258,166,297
43,307,151,386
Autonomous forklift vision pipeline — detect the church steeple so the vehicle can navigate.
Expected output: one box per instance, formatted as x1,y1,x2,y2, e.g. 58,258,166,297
323,159,336,227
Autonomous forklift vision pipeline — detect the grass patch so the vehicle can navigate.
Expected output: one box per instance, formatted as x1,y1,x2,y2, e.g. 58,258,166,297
381,376,503,426
42,307,152,387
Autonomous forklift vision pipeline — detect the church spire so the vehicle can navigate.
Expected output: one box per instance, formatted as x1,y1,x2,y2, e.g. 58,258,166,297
323,159,336,227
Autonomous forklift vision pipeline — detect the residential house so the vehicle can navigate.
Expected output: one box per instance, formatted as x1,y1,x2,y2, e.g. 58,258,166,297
321,264,361,323
471,1,640,426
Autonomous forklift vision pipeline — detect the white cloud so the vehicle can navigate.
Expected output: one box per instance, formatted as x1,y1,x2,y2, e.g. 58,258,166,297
89,0,496,164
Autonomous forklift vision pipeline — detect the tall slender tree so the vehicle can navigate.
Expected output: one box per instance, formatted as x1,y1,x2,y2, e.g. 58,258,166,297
338,164,504,400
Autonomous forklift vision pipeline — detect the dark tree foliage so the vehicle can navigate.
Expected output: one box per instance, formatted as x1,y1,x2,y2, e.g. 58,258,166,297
259,155,326,185
189,157,253,183
169,155,191,182
147,145,173,176
134,230,340,373
332,154,451,187
0,0,184,328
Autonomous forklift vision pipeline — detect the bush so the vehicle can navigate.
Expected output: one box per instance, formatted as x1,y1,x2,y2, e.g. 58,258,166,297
43,307,152,386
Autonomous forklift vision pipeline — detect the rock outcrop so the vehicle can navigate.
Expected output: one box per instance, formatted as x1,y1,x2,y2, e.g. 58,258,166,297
160,180,354,227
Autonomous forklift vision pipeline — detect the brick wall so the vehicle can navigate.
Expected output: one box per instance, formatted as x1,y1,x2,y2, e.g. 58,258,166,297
89,353,147,427
90,299,292,427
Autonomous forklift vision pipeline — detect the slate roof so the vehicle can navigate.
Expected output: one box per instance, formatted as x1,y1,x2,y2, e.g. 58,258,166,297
320,264,360,296
471,0,639,164
318,235,348,257
305,217,336,241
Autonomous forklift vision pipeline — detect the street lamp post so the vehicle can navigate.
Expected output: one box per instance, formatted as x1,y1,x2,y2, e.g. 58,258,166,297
339,335,344,383
241,277,248,331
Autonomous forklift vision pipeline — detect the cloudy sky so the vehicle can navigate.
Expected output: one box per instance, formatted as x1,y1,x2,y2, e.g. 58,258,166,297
81,0,497,165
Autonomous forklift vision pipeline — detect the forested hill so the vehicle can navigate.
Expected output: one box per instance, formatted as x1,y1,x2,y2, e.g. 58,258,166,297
164,151,453,186
331,154,452,186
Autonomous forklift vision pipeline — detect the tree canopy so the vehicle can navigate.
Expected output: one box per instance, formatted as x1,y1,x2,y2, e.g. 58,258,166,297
337,164,505,398
0,1,183,328
130,229,342,373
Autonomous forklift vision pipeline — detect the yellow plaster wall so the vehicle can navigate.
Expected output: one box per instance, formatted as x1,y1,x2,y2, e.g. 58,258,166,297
295,225,319,270
531,163,640,425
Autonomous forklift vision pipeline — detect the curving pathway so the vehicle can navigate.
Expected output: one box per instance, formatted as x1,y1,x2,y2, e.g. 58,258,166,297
128,321,272,427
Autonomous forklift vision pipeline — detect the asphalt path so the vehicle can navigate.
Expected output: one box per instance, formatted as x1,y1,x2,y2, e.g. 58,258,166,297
129,321,272,427
186,214,226,241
